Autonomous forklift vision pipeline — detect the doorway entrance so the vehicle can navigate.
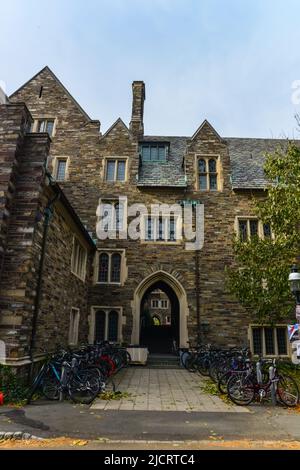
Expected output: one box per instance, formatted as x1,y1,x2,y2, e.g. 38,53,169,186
131,270,189,352
140,281,179,353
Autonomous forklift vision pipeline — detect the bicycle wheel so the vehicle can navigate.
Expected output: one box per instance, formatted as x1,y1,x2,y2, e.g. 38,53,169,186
180,351,191,368
227,373,255,406
196,357,210,376
277,374,299,407
218,371,231,394
68,368,100,404
184,355,198,373
42,373,60,400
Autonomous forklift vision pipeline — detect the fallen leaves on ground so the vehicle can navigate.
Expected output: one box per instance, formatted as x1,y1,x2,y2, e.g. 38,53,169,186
1,438,300,450
99,391,131,400
71,440,88,447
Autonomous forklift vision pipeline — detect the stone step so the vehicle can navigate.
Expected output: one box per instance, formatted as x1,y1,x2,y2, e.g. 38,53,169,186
146,354,181,369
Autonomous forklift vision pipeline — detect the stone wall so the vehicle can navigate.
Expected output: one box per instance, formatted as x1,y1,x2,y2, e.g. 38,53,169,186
9,69,290,351
0,100,94,366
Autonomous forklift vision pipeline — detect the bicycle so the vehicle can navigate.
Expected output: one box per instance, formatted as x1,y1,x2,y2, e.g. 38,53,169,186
227,358,299,407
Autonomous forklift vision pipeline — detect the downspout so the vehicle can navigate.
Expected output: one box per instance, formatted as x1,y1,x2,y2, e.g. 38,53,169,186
29,190,60,378
195,247,201,344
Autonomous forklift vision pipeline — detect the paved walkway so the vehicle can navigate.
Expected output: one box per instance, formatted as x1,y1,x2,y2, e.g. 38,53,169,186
91,367,249,413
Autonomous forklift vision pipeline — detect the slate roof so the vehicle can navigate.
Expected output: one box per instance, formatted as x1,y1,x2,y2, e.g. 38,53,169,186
137,135,300,189
227,137,294,189
137,136,188,187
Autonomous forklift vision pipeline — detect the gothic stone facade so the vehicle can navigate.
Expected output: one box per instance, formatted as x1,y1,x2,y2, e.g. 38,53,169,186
0,66,292,363
0,98,95,367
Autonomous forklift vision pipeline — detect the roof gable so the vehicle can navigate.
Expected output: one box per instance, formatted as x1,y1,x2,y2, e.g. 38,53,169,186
101,117,132,139
9,66,91,122
191,119,222,142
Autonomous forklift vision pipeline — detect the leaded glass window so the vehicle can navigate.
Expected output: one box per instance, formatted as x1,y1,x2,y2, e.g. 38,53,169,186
263,223,272,238
198,157,218,190
95,311,106,342
105,159,126,181
276,327,287,355
111,253,121,283
140,144,167,162
238,220,248,242
264,328,275,355
99,253,109,282
106,161,116,181
250,220,258,237
252,328,262,355
56,159,67,181
108,311,119,342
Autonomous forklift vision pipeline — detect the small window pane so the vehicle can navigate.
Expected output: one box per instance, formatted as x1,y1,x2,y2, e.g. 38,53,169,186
250,220,258,237
150,146,158,160
263,223,271,239
46,120,54,136
276,328,287,355
106,161,116,181
111,253,121,283
38,120,46,132
199,175,207,190
158,217,165,240
142,146,150,161
169,217,176,241
146,217,153,240
115,203,123,231
95,311,106,342
209,174,217,191
208,159,216,172
108,311,118,342
99,253,109,282
265,328,275,355
158,146,166,161
56,160,66,181
252,328,262,355
239,220,248,241
117,161,126,181
198,159,206,173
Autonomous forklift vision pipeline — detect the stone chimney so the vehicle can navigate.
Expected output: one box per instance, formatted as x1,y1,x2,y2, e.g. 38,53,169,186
129,81,145,139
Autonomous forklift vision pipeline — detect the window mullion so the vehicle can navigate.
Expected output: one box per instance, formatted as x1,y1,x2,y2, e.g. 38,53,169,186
108,253,112,283
105,311,109,341
262,327,266,356
114,161,117,181
274,328,278,356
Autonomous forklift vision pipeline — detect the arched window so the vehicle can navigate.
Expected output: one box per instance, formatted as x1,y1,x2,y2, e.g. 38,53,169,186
95,310,106,342
208,158,217,190
108,310,119,342
198,157,218,191
111,253,121,283
198,159,207,190
98,253,109,282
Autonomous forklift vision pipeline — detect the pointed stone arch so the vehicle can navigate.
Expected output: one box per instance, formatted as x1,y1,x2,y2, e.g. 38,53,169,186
131,270,189,348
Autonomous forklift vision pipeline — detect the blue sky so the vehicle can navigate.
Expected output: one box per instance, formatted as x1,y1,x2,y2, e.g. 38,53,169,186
1,0,300,138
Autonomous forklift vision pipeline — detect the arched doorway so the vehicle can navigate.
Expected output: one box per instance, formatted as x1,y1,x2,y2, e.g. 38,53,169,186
131,271,189,352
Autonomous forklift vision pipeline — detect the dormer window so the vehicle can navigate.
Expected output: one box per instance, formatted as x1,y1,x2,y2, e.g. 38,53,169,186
140,143,167,162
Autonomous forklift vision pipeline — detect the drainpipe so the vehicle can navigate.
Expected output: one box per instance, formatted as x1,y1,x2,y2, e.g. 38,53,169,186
29,191,60,379
195,248,201,344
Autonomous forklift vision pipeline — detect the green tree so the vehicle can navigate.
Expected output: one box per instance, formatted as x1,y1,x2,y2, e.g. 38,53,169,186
227,142,300,323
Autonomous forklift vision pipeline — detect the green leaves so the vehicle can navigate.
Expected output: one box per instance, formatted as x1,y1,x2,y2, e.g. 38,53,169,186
227,143,300,323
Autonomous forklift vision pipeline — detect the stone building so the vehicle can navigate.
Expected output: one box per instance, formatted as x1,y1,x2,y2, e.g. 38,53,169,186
0,66,293,366
0,96,95,368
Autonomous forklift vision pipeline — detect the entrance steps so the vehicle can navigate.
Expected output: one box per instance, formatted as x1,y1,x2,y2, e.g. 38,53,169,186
146,354,181,369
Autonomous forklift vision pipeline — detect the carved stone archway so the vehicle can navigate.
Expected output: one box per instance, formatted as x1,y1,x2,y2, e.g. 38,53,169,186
131,270,189,348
